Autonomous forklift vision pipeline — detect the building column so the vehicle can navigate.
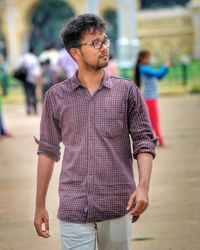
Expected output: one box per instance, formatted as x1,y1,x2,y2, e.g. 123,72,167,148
5,0,18,64
116,0,139,67
190,0,200,58
86,0,99,14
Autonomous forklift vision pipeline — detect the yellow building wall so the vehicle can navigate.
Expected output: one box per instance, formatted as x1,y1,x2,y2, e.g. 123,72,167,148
137,8,194,60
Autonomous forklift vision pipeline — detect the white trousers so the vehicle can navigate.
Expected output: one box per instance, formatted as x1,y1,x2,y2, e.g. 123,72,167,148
60,214,132,250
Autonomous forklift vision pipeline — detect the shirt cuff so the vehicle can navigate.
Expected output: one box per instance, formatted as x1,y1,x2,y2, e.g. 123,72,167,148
133,137,157,159
34,136,61,162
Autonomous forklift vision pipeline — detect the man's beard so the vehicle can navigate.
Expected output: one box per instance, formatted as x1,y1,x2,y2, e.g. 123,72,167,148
96,60,109,70
83,59,109,71
80,50,109,71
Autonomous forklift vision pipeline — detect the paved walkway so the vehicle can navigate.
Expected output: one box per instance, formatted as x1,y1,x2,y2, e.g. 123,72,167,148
0,95,200,250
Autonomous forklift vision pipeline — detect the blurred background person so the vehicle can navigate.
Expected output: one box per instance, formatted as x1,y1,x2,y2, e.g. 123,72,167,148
134,50,170,146
40,59,57,102
105,54,119,76
57,47,77,79
18,47,41,115
39,43,59,69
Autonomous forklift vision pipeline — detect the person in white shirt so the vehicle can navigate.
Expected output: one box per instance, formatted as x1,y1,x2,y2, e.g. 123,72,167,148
20,47,41,115
39,43,59,69
57,48,78,79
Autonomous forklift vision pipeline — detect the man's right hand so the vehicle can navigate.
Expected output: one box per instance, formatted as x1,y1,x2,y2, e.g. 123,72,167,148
34,207,50,238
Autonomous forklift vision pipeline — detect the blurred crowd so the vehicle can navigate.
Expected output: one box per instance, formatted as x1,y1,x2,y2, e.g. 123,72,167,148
14,43,78,116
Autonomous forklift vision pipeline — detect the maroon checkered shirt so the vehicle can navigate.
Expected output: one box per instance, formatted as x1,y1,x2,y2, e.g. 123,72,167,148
36,72,156,223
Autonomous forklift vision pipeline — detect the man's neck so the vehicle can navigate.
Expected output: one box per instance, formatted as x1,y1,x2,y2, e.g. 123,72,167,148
77,69,104,95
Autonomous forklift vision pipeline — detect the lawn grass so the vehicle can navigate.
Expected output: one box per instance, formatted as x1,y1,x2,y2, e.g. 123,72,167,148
3,86,24,104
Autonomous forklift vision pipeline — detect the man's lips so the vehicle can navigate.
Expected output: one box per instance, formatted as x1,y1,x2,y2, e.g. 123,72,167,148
99,54,109,59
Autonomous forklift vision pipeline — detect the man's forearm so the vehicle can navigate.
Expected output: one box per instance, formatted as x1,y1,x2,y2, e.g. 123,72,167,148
127,152,153,215
35,154,55,208
137,153,153,191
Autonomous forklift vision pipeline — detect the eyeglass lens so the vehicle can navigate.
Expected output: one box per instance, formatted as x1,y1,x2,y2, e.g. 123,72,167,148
93,40,110,49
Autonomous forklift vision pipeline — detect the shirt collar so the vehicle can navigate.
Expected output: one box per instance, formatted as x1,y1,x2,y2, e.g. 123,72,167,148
70,70,112,91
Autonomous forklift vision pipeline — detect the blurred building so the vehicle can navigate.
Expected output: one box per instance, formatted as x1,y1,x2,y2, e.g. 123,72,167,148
0,0,200,66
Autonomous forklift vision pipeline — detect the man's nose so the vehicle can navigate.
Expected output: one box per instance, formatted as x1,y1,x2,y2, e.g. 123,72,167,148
100,43,108,51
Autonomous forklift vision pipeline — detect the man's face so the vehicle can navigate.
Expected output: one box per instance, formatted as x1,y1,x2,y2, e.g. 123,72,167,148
76,31,110,71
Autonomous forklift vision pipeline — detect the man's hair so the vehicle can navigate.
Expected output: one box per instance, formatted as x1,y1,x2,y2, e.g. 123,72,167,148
60,13,106,53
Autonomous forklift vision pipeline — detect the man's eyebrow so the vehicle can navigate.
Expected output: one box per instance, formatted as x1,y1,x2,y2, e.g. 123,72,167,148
93,35,108,41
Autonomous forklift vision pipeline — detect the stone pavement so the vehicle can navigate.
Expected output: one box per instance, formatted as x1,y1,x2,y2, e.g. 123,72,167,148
0,95,200,250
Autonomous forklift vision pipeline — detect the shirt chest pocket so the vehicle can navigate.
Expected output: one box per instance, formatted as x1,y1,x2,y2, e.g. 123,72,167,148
96,106,125,138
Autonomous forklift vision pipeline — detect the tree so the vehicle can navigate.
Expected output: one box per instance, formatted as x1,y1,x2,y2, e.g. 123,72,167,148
141,0,190,9
30,0,75,55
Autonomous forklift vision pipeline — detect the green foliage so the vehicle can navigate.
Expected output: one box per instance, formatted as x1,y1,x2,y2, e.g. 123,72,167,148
141,0,189,9
164,60,200,82
119,67,133,79
0,64,9,95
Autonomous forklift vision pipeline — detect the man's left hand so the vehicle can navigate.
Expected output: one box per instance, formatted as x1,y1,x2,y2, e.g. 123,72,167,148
126,187,149,216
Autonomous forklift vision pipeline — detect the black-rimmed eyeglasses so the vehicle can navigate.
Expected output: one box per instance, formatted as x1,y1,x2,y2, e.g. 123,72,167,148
77,39,110,49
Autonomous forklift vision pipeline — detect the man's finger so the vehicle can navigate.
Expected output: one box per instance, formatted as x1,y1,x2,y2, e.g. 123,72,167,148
34,220,43,236
129,201,142,215
126,192,136,210
34,219,50,238
44,219,50,237
129,201,148,215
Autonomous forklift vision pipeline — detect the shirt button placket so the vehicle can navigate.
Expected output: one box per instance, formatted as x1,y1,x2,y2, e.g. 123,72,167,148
87,98,95,220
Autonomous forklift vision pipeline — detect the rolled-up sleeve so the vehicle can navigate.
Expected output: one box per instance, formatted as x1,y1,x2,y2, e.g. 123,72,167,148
35,92,62,162
128,84,157,159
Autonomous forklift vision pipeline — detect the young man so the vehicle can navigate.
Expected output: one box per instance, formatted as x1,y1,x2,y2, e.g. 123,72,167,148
34,14,157,250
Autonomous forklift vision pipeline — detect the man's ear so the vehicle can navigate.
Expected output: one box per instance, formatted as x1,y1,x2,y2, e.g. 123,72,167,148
70,48,80,62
